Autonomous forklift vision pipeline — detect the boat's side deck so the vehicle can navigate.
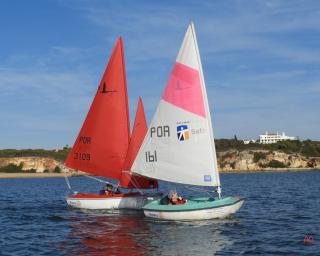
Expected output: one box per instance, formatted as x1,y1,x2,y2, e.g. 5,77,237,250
143,196,244,212
69,192,142,199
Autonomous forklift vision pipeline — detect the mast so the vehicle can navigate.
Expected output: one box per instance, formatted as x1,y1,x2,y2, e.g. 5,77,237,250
189,22,221,197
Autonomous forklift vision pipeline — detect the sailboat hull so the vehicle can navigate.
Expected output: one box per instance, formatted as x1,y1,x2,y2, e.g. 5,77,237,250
143,196,244,220
67,192,161,210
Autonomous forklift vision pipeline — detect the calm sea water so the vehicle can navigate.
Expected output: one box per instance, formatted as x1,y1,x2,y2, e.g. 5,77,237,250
0,171,319,256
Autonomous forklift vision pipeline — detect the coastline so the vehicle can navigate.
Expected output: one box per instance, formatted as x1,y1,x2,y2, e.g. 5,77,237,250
0,168,319,179
0,172,84,179
1,149,319,176
220,168,320,174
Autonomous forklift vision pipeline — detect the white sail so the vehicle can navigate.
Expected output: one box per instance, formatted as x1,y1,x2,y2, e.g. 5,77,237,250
131,23,220,187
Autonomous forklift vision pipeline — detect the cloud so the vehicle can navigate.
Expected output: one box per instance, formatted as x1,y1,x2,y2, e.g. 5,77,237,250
1,0,320,149
71,0,320,140
0,49,97,146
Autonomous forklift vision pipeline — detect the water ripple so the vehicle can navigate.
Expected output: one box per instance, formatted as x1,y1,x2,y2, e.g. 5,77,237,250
0,172,319,255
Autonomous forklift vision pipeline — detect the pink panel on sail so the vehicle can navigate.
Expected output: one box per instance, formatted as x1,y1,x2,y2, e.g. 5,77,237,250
162,62,206,118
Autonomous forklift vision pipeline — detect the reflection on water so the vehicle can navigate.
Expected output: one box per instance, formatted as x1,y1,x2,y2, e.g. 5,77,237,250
63,210,147,256
63,209,238,256
144,218,237,256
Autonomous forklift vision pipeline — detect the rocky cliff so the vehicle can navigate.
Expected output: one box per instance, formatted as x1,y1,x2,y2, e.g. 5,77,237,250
0,157,71,173
218,150,320,172
1,151,319,173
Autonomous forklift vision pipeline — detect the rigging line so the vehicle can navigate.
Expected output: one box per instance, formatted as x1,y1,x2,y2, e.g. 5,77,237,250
121,171,144,195
64,174,72,191
131,175,144,195
83,174,116,186
182,185,212,192
182,185,215,197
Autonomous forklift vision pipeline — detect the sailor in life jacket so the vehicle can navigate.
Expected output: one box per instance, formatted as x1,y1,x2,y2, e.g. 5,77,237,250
100,184,120,195
160,190,187,205
99,184,113,195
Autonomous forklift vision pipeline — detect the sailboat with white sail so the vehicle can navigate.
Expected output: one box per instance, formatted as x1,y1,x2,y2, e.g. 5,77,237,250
130,23,244,220
65,38,159,210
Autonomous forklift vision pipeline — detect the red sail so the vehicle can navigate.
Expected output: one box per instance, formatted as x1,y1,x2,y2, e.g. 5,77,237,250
120,97,158,189
65,37,130,180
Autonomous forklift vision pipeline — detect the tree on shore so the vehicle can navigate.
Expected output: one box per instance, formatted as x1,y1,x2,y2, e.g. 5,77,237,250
54,166,61,173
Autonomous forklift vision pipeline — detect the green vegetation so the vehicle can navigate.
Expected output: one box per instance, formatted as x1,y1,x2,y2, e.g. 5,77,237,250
220,151,235,161
0,146,70,161
0,163,23,173
307,158,317,168
214,139,246,151
54,166,61,173
260,160,287,168
253,152,268,162
215,139,320,157
0,163,36,173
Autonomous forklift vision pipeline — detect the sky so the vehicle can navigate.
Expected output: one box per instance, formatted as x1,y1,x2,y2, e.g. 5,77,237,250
0,0,319,149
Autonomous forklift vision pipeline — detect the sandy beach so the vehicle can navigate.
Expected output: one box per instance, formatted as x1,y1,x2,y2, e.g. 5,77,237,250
0,168,319,178
220,168,320,174
0,172,83,179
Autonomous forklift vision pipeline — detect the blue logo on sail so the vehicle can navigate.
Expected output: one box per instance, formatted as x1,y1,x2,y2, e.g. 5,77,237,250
177,125,189,141
204,175,212,182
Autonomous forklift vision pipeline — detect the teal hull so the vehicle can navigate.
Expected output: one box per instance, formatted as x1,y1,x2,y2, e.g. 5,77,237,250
143,196,244,220
143,196,244,212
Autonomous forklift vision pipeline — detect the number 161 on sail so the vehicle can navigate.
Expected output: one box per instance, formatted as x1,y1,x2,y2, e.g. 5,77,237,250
145,151,157,162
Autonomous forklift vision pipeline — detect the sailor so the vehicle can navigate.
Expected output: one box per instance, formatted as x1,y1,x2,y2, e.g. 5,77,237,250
160,190,187,205
170,191,187,205
100,184,113,195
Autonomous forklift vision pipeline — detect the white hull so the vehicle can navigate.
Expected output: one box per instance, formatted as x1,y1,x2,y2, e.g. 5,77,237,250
144,199,244,220
67,195,146,210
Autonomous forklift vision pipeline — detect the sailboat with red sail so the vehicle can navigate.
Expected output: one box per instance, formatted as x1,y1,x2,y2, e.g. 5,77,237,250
65,38,158,209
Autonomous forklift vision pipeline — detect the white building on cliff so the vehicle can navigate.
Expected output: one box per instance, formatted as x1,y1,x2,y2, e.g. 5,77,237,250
258,132,296,144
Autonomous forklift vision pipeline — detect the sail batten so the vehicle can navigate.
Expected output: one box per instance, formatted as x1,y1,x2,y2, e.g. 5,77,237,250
131,23,221,187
